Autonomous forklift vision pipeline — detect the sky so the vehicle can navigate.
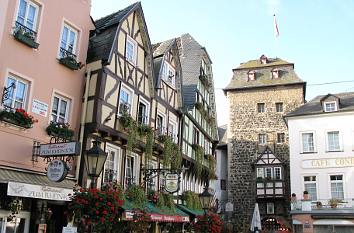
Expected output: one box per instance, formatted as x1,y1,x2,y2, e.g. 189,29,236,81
91,0,354,126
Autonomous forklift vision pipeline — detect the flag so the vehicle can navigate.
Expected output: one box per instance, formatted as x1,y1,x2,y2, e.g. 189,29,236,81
273,14,279,37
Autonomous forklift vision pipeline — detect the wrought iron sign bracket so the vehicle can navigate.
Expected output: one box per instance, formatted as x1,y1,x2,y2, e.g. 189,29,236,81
1,82,16,105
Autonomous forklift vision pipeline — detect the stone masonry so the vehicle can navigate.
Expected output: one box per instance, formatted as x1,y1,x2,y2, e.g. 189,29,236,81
224,56,305,232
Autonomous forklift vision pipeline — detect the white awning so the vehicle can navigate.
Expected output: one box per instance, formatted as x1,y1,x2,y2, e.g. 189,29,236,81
292,219,302,225
313,219,354,226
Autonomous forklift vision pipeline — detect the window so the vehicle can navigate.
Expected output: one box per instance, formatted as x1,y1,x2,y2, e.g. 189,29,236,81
257,168,264,178
168,121,178,142
3,76,29,110
265,167,273,179
193,127,199,145
304,176,317,201
301,132,314,153
275,102,283,112
103,145,121,184
274,167,282,180
125,155,136,186
277,133,285,143
248,71,256,81
220,180,226,191
16,0,39,31
146,161,158,191
259,134,267,144
118,86,133,115
156,114,165,135
59,23,78,58
51,95,70,123
125,36,137,65
272,69,280,79
324,102,337,112
138,98,149,125
327,131,341,152
257,103,265,113
162,62,175,87
330,175,344,199
266,203,274,214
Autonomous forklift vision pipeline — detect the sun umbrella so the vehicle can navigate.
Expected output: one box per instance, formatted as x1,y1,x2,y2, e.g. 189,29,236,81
250,203,262,233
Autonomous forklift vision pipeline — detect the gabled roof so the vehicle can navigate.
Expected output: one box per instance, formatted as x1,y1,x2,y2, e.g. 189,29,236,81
152,38,175,57
87,2,139,63
286,92,354,117
255,147,283,165
224,56,305,92
320,93,340,103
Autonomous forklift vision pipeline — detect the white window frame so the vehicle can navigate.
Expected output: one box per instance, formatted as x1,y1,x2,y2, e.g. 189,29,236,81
266,203,274,214
15,0,40,31
156,111,166,135
3,75,29,110
147,160,158,191
118,84,134,116
258,133,267,145
50,94,71,123
125,35,137,65
303,175,317,201
300,131,316,153
125,153,139,186
326,130,342,152
0,210,31,233
257,167,264,178
324,101,337,112
102,144,121,184
265,167,273,179
329,174,344,200
58,22,79,58
162,61,176,88
274,167,282,180
137,97,150,125
168,119,178,143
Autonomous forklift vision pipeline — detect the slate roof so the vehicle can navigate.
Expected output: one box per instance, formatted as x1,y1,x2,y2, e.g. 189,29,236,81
217,125,228,145
224,57,305,91
152,39,175,85
286,92,354,117
87,2,139,63
176,33,207,108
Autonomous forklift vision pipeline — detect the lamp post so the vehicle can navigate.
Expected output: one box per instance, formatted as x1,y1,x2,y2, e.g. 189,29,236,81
198,185,213,232
84,140,107,188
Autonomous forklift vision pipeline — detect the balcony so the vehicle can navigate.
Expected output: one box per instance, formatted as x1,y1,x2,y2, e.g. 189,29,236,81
58,48,82,70
291,199,354,212
13,21,39,49
256,178,285,198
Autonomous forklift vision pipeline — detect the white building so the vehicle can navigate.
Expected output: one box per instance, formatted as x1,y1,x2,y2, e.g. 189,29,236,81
286,92,354,233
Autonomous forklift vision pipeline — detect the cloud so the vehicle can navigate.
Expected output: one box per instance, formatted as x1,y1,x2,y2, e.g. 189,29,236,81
265,0,280,15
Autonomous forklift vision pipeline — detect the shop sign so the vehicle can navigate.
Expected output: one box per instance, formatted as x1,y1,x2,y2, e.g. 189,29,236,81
7,182,73,201
164,173,179,193
39,142,80,157
47,159,68,182
123,211,189,222
62,227,77,233
302,157,354,169
32,99,48,117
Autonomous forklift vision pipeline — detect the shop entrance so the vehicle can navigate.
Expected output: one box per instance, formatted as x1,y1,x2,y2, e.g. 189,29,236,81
45,202,67,233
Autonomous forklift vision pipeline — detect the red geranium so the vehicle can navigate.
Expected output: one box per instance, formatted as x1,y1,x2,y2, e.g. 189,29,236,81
193,212,223,233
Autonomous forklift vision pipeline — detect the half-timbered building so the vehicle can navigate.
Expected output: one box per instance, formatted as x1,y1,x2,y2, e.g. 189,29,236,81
82,2,154,188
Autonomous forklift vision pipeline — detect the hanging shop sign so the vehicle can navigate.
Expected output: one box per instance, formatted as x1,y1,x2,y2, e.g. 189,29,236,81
7,182,73,201
47,159,68,182
39,142,80,157
164,173,180,193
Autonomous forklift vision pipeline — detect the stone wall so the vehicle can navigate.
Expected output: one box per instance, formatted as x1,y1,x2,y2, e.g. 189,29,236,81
227,84,304,232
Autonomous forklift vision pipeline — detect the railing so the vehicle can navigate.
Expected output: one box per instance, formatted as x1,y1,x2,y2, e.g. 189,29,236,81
13,21,39,48
15,21,37,40
291,199,354,211
59,47,77,60
119,102,131,115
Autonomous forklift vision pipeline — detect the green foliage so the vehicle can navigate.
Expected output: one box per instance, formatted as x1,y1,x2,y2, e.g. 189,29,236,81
46,121,74,140
119,113,137,154
157,193,175,213
182,191,201,210
159,135,182,170
138,124,154,162
206,154,217,180
192,144,204,178
125,184,147,209
0,108,37,128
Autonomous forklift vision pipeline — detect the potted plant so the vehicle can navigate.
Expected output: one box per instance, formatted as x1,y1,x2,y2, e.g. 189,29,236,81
0,108,38,128
13,25,39,49
329,198,340,208
46,121,74,140
303,191,309,200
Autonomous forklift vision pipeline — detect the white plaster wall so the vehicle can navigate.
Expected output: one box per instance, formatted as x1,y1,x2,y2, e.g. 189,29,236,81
288,112,354,200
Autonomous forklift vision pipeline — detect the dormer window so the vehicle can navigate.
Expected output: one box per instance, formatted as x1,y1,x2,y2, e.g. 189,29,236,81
324,101,337,112
272,69,280,79
248,71,256,81
260,55,268,64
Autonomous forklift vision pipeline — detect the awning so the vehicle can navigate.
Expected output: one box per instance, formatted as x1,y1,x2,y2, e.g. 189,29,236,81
313,219,354,226
0,168,76,189
122,201,190,223
176,204,204,217
0,168,75,202
292,219,302,225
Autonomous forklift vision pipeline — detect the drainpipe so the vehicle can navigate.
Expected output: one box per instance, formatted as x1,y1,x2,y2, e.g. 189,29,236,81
75,68,91,181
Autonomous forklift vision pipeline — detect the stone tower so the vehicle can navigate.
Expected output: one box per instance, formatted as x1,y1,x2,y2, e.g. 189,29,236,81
224,55,306,232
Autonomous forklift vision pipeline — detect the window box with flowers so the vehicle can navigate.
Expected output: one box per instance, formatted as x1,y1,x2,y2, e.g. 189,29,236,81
46,121,74,140
13,22,39,49
0,108,38,129
59,48,83,70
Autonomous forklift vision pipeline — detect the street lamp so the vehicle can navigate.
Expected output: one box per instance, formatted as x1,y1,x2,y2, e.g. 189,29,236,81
84,140,107,188
199,185,213,214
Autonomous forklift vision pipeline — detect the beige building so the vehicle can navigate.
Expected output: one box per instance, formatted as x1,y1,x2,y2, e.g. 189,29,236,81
0,0,93,232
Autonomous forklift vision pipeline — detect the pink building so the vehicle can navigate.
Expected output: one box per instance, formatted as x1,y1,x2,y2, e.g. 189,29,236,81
0,0,93,232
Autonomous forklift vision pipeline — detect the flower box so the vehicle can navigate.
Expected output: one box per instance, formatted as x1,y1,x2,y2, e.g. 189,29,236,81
59,56,82,70
13,29,39,49
0,109,37,129
46,122,74,140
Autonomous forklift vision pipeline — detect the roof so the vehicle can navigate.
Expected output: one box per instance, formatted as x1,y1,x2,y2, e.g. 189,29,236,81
224,56,305,91
152,38,175,57
177,204,204,216
87,2,139,63
286,92,354,117
217,125,227,145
